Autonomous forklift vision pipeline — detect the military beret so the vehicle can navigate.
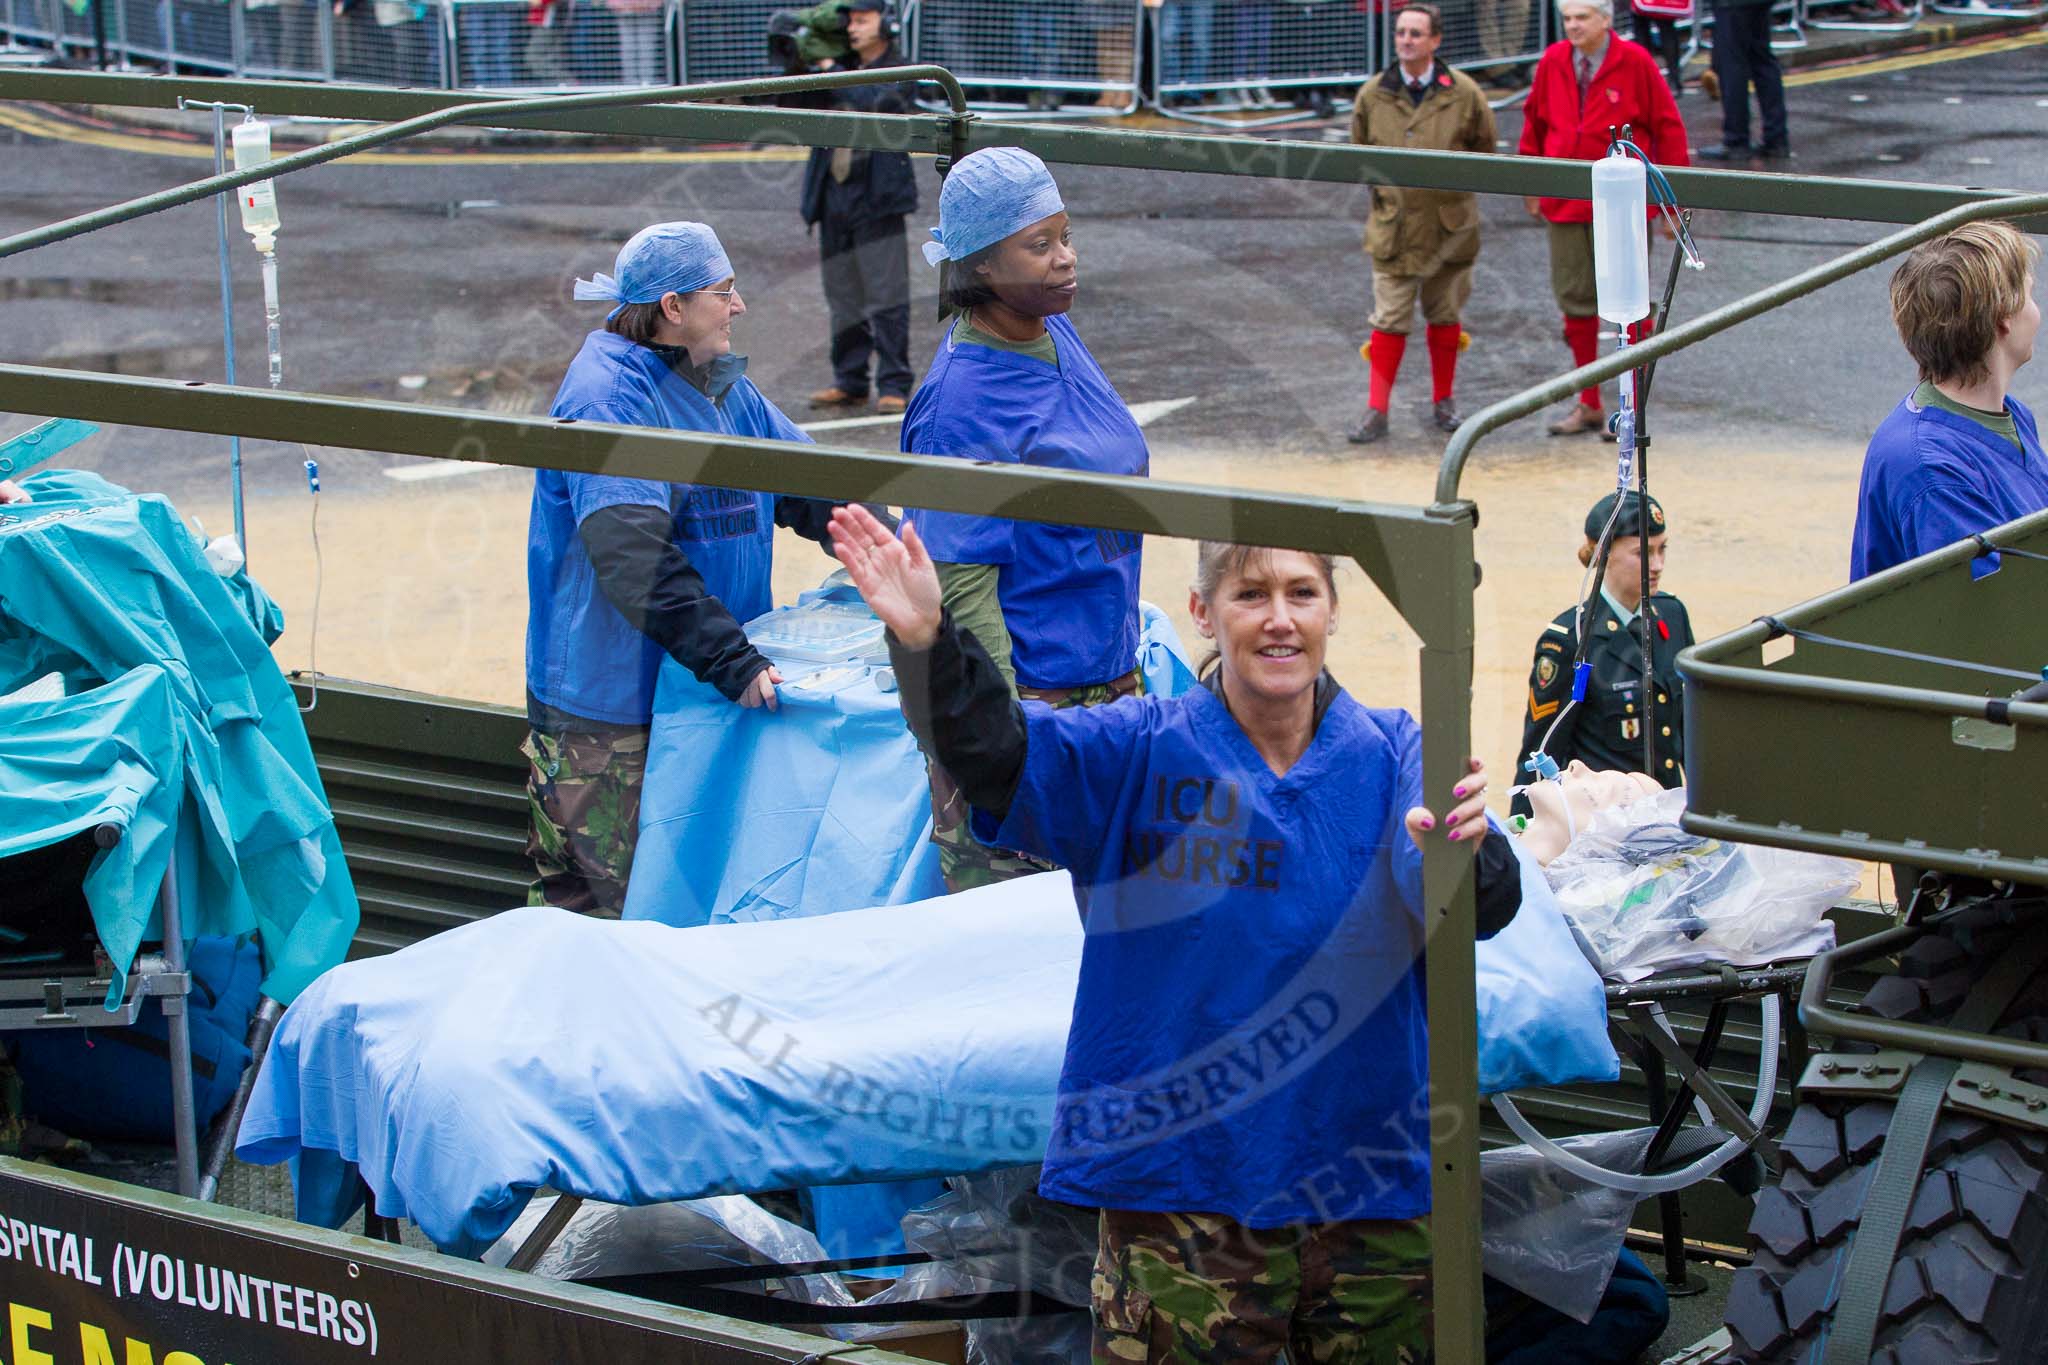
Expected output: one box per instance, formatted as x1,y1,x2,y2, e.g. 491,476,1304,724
1585,491,1667,541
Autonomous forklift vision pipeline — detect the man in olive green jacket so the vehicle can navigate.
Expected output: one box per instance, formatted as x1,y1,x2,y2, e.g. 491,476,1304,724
1347,1,1497,444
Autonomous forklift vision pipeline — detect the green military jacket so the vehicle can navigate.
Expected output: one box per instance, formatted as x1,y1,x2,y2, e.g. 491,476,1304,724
1350,59,1497,277
1517,591,1696,788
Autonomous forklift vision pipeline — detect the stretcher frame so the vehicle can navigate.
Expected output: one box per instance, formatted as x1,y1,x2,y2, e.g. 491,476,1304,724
1,62,2044,1360
0,827,203,1196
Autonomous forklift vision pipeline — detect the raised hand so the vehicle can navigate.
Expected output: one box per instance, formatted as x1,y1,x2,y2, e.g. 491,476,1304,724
827,504,943,650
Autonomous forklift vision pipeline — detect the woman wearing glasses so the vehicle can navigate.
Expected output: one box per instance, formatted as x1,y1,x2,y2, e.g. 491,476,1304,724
523,221,848,915
904,148,1154,893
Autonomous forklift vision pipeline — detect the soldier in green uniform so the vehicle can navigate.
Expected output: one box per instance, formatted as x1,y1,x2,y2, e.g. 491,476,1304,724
1515,492,1693,808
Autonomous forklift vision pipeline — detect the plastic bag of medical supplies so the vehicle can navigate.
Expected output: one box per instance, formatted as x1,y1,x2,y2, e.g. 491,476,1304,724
482,1192,992,1345
1482,1128,1656,1324
1543,788,1858,982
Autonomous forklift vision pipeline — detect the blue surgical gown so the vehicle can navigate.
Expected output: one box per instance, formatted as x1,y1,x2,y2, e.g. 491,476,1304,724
1850,392,2048,581
525,331,814,725
902,314,1148,689
985,684,1433,1226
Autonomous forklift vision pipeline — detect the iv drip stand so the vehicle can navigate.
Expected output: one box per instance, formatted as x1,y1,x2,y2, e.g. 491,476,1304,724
178,97,251,567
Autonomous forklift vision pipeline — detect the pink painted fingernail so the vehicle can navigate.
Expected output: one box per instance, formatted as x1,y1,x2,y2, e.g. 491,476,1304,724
1420,816,1436,831
1447,829,1462,842
1453,786,1467,798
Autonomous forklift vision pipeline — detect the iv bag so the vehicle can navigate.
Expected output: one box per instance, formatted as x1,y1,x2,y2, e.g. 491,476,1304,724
1591,153,1649,325
230,120,282,251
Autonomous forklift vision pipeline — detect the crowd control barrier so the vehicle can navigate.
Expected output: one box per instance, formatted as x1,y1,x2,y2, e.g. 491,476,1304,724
0,0,2025,107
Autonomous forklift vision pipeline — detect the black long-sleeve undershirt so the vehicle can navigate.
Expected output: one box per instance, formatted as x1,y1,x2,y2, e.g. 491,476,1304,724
579,503,769,701
890,612,1523,938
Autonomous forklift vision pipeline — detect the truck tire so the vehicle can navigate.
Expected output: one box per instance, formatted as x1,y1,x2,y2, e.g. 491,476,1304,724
1722,930,2048,1363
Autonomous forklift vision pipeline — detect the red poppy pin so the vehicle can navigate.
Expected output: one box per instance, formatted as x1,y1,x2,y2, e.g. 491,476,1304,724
1437,74,1451,87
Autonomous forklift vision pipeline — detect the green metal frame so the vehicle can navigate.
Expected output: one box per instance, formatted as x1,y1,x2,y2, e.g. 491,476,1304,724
1,67,2044,1361
1680,505,2048,884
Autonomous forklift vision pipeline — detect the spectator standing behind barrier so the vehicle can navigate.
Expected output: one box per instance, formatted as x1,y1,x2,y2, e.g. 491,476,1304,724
1627,0,1687,92
1345,2,1497,445
604,0,666,84
1852,222,2045,581
1695,0,1788,161
1519,0,1687,437
803,0,919,416
1516,491,1693,811
524,223,851,916
906,148,1151,894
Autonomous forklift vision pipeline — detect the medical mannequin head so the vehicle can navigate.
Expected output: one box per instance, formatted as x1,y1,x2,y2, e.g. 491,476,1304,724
1188,545,1339,711
1519,760,1662,863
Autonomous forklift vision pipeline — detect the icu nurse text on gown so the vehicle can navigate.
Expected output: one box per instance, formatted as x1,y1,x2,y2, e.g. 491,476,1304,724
830,503,1524,1363
901,147,1152,894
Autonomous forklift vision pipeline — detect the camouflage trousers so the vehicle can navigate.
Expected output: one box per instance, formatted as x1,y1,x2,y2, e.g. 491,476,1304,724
929,669,1143,893
1092,1208,1433,1365
522,722,649,919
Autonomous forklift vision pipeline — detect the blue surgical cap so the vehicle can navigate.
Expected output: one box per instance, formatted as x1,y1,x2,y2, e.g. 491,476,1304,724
574,221,734,321
921,148,1066,268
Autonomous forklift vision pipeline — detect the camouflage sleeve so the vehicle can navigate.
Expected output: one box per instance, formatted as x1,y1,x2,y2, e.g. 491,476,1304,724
1516,624,1573,773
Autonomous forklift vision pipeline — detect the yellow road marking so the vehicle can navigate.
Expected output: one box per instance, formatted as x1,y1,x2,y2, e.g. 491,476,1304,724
0,100,808,164
1784,26,2048,85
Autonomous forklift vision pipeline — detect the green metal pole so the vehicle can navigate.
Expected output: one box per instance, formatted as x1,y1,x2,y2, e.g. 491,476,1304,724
1354,503,1482,1365
1434,191,2048,508
0,66,968,262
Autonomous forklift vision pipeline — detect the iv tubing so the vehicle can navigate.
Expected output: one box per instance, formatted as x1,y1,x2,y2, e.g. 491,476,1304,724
1490,992,1780,1194
262,252,282,390
209,105,246,563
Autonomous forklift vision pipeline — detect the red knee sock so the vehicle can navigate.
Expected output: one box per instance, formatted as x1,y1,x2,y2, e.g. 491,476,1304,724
1425,323,1462,403
1563,314,1603,409
1367,329,1407,412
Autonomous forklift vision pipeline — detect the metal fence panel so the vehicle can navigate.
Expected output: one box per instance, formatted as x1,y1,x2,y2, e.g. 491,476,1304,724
3,0,58,44
916,0,1142,103
242,0,331,78
1383,0,1549,77
455,0,672,89
678,0,781,82
169,0,235,67
332,0,446,85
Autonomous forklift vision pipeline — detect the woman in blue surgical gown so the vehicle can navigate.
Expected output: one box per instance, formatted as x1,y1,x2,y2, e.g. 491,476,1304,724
904,146,1152,892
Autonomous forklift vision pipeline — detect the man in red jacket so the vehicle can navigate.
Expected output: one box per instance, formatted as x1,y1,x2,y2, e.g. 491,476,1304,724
1519,0,1689,436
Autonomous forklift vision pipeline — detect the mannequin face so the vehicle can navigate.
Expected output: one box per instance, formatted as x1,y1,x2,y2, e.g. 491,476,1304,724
1518,760,1663,863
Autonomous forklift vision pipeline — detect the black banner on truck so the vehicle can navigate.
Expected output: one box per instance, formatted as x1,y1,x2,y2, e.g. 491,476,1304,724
0,1158,879,1365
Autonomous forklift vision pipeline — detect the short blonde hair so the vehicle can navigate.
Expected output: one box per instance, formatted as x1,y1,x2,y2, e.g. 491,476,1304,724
1889,221,2040,387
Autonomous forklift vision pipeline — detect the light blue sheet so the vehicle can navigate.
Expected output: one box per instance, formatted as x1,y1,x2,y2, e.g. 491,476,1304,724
624,599,1196,927
238,858,1615,1257
0,469,357,1005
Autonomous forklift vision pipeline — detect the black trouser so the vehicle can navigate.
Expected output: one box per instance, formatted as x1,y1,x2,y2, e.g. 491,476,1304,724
1712,2,1789,151
819,213,912,400
1630,9,1683,88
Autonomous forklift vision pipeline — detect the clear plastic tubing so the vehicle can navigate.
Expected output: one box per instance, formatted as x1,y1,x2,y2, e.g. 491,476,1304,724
1591,151,1649,326
1490,993,1780,1195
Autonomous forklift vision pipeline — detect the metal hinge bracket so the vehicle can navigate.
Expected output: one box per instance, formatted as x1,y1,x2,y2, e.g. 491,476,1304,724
1799,1049,1919,1098
1948,1063,2048,1134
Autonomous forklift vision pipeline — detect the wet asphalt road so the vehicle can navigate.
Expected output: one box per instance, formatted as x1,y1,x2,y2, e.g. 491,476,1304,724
1,39,2044,505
